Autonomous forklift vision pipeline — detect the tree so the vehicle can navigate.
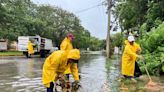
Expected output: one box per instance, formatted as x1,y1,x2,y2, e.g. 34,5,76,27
111,32,123,48
0,0,104,50
114,0,164,75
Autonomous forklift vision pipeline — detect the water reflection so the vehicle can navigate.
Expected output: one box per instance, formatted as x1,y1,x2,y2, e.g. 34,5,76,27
0,54,108,92
105,58,121,92
79,54,108,92
0,57,45,92
0,54,163,92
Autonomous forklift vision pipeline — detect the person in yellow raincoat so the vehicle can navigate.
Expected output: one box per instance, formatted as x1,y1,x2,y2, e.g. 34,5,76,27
60,33,75,81
60,33,74,51
42,49,80,92
122,35,143,80
27,41,35,57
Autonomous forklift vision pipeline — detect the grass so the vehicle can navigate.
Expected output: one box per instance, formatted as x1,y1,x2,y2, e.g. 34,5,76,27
0,51,23,56
120,78,147,92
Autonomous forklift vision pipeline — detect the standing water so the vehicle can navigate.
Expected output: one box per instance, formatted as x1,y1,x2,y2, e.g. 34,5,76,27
0,53,164,92
0,53,112,92
78,54,109,92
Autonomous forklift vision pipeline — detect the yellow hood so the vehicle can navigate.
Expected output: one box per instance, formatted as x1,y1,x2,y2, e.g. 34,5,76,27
67,49,80,60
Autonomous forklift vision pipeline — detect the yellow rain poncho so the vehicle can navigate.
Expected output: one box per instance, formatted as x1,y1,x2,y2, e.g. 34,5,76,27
28,41,34,54
122,40,141,76
60,37,73,51
124,40,141,60
60,37,73,74
42,49,80,88
67,49,80,80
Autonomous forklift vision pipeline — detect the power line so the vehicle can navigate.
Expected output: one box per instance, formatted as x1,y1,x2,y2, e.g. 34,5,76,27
75,1,106,14
98,3,107,22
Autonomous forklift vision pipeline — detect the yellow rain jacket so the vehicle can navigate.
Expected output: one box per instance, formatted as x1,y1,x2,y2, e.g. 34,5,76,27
42,49,80,88
67,49,80,80
60,37,73,74
60,37,73,51
125,40,141,52
28,41,34,54
122,40,141,76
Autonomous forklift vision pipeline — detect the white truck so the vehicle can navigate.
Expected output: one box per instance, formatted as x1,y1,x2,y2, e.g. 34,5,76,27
18,35,53,57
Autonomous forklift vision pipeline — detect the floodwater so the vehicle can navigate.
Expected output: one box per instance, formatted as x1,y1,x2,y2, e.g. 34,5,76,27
0,53,164,92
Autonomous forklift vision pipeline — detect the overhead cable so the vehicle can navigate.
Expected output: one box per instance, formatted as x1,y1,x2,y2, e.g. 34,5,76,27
75,1,106,14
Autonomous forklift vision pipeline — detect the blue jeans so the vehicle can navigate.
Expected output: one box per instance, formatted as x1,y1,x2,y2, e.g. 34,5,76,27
47,82,54,92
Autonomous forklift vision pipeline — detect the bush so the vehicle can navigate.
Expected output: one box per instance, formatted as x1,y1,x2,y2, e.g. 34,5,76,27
139,22,164,76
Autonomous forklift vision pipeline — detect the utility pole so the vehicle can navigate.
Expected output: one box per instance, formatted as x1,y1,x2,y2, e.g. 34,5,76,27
106,0,112,58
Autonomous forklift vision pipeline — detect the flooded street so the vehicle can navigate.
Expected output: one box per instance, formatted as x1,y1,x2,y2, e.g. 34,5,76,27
0,57,45,92
0,53,164,92
78,54,109,92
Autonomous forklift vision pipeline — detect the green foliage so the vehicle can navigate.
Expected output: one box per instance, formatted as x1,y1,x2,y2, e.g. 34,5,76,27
111,32,123,48
139,23,164,75
0,51,23,56
114,0,148,31
139,23,147,38
140,23,164,53
162,64,164,72
139,54,162,76
145,1,164,31
0,0,103,50
87,37,104,51
115,0,164,75
115,0,164,33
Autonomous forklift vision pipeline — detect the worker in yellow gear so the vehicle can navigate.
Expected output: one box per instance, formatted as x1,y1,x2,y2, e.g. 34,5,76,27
122,35,143,80
27,41,35,58
60,33,74,51
60,33,75,81
124,39,142,78
42,49,80,92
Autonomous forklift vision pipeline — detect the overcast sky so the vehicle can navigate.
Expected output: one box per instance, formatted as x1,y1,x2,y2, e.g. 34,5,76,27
32,0,108,39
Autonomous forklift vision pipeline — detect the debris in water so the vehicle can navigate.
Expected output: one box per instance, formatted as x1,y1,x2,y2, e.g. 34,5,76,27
102,82,111,92
120,87,128,90
145,81,161,91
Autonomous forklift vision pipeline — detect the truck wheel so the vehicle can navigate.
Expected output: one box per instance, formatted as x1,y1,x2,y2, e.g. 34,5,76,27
40,51,45,58
23,52,29,58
